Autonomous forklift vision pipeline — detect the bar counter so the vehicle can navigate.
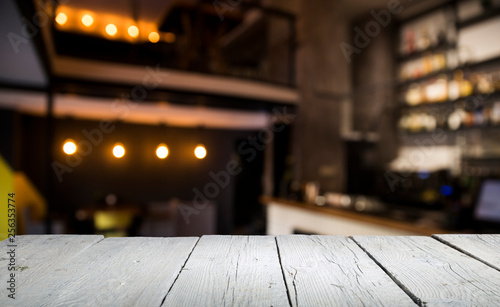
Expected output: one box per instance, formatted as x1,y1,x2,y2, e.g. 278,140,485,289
261,196,451,236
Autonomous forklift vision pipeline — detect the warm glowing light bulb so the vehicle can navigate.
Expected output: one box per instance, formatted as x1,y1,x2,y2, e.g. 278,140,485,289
164,32,176,43
148,31,160,43
55,12,68,26
113,143,125,158
194,145,207,159
63,139,77,155
128,25,139,38
106,24,117,36
156,144,169,159
81,14,93,27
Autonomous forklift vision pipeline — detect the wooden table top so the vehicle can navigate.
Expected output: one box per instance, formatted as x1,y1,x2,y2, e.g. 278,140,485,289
2,234,500,306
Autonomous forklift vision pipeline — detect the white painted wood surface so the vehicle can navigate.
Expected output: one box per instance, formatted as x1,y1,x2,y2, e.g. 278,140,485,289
4,237,198,307
162,236,289,307
0,235,103,289
3,234,500,306
267,202,418,236
353,236,500,306
276,235,416,307
433,234,500,271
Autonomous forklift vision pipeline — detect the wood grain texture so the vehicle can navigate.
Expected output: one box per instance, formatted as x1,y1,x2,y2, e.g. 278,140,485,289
5,237,198,307
433,234,500,271
162,235,290,307
353,236,500,306
0,235,103,288
276,235,416,307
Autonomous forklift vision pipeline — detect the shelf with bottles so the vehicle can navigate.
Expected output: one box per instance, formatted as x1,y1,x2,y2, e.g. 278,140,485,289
398,98,500,134
397,42,457,63
398,50,500,87
399,67,500,106
398,5,457,59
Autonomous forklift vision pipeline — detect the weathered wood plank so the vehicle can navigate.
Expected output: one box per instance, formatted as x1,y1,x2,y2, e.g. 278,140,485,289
162,235,290,307
4,236,198,307
353,236,500,306
433,234,500,271
276,235,416,306
0,235,103,288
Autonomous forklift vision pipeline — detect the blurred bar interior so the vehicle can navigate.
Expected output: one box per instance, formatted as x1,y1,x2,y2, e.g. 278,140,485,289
1,0,500,238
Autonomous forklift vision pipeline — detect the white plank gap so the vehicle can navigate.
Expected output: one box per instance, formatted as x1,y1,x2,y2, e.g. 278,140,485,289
276,235,417,307
4,236,199,307
353,236,500,306
0,235,103,288
433,234,500,271
162,235,290,307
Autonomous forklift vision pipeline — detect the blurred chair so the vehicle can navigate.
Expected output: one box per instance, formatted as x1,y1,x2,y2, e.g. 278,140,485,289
138,200,178,237
138,199,217,237
14,172,47,234
92,206,141,237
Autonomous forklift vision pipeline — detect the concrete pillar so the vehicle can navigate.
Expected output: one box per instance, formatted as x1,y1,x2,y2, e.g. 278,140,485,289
293,0,351,193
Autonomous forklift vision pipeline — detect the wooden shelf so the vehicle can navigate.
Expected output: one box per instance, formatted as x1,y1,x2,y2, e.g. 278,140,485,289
398,56,500,88
400,124,500,136
399,91,500,109
457,7,500,29
398,69,452,88
462,55,500,71
397,42,456,63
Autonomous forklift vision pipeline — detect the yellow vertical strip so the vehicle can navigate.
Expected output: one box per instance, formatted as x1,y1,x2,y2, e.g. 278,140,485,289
0,155,14,241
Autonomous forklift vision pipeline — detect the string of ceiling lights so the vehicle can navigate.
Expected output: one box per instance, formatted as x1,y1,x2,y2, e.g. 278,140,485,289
54,6,176,44
62,139,207,160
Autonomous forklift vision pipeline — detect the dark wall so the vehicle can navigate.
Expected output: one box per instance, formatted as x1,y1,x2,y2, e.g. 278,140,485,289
0,109,15,167
12,114,261,234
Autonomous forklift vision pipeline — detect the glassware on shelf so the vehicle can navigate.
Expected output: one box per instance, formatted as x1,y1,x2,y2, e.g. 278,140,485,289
475,73,495,94
424,74,449,102
399,111,438,133
418,29,431,51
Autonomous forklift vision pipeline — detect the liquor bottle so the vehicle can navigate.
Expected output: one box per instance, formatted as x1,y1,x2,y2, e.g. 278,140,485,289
398,113,410,131
405,30,416,55
476,73,494,94
424,112,437,131
448,71,461,101
474,107,485,126
492,102,500,125
406,83,422,106
419,30,431,51
408,113,421,132
425,75,448,102
448,108,465,130
460,71,473,97
423,56,432,75
464,109,475,127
